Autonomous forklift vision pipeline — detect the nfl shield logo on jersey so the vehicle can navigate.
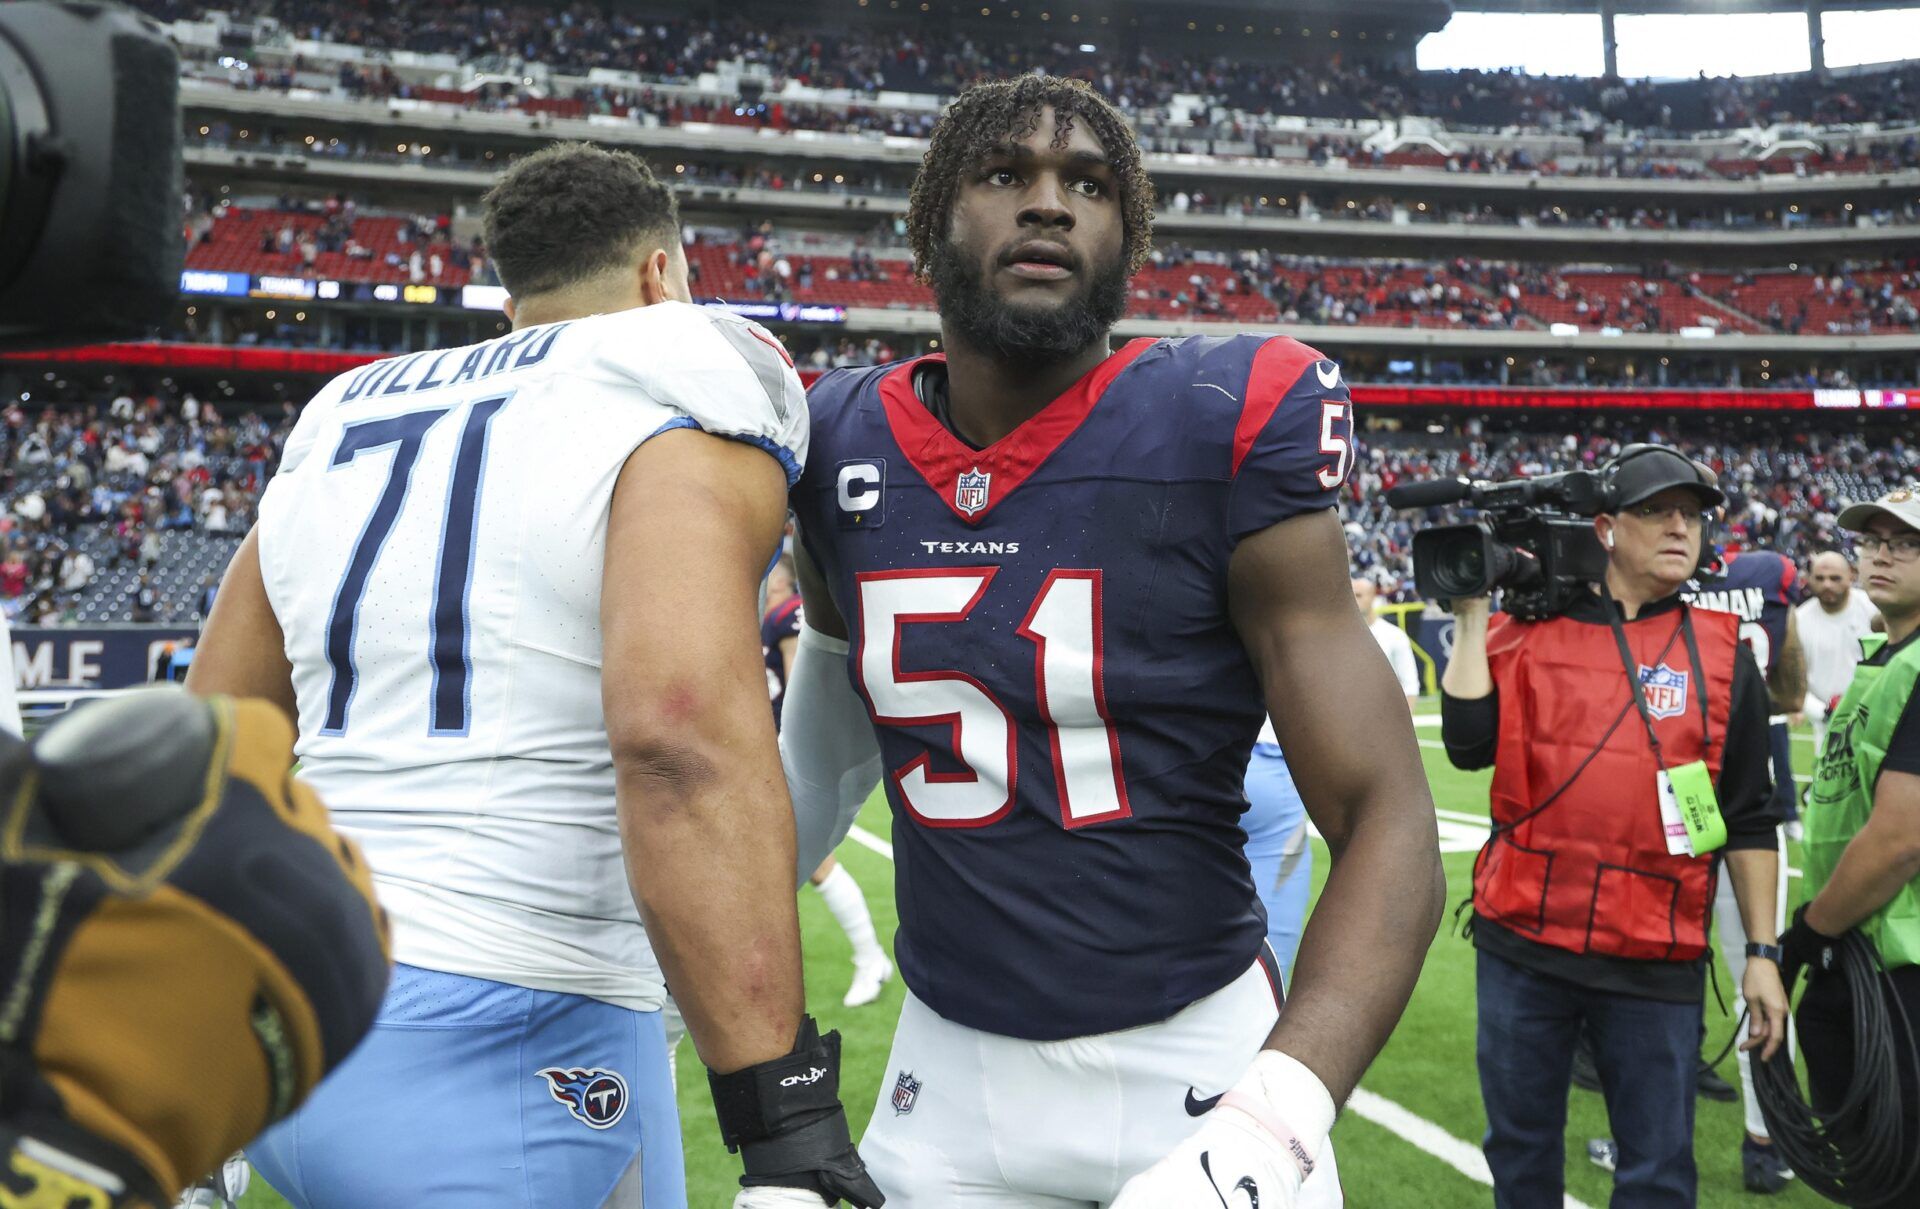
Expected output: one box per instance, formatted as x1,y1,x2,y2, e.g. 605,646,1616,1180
1637,664,1690,720
537,1066,629,1130
891,1070,921,1116
955,467,991,517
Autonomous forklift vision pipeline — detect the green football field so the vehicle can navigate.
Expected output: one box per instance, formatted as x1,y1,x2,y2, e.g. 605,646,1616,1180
242,717,1829,1208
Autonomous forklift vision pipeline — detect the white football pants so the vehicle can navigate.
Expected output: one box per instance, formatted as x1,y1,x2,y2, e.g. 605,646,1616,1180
860,953,1342,1207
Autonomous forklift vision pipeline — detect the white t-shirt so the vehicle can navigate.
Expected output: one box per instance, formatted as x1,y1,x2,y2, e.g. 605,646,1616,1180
1796,589,1881,704
259,302,807,1010
1370,617,1421,697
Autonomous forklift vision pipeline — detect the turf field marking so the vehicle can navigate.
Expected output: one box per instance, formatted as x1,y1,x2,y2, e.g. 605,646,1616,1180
1347,1088,1597,1209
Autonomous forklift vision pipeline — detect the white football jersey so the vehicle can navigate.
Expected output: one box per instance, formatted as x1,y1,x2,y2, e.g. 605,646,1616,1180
258,302,807,1010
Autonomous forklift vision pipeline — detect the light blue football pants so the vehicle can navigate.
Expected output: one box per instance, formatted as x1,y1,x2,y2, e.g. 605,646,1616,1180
1242,743,1313,976
249,963,684,1208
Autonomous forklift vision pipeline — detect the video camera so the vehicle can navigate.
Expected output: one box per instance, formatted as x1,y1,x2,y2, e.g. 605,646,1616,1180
0,1,183,350
1386,471,1610,620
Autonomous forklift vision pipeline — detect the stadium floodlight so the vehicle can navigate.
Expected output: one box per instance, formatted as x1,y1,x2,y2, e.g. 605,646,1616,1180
0,2,182,350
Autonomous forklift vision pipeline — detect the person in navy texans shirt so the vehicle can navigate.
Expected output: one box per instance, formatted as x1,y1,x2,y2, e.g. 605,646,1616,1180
777,76,1444,1209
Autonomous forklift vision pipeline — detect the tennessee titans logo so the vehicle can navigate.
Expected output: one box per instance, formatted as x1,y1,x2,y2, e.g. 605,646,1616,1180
537,1067,628,1130
891,1070,921,1116
1636,663,1690,720
955,467,991,516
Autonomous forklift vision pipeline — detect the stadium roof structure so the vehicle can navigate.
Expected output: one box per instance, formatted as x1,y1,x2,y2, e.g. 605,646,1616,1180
1462,0,1917,13
665,0,1457,55
1450,0,1920,76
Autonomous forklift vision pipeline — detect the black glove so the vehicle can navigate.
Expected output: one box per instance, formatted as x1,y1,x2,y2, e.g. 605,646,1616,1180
708,1016,885,1207
1780,902,1843,979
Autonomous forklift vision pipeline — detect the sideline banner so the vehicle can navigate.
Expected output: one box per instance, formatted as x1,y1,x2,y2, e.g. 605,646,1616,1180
11,626,197,690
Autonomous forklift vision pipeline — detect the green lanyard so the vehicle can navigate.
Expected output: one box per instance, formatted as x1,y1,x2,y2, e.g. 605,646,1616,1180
1602,586,1726,855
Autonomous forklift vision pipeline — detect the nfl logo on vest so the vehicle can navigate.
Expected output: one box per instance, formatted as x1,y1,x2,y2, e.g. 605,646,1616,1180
1638,664,1690,721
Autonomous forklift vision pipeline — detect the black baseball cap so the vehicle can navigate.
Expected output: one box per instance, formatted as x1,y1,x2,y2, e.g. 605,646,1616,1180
1605,445,1726,511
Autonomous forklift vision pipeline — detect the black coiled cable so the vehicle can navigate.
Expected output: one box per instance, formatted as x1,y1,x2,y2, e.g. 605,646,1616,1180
1754,930,1920,1208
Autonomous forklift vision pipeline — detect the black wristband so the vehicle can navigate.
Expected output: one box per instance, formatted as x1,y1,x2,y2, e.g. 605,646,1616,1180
1746,941,1785,965
705,1018,886,1206
707,1016,842,1151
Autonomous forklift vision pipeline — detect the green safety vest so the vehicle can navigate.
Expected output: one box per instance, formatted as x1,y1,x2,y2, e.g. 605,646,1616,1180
1802,631,1920,971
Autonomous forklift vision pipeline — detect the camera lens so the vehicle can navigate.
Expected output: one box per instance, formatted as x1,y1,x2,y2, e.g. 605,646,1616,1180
1428,534,1490,598
1453,545,1485,582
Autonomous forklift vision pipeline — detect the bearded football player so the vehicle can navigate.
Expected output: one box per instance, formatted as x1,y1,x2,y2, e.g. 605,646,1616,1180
777,75,1446,1207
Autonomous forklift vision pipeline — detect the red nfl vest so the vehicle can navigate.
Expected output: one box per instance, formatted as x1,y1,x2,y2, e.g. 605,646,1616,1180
1474,604,1739,963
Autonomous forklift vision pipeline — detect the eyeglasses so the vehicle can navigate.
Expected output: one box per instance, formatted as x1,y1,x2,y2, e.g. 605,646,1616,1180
1628,502,1707,527
1857,533,1920,563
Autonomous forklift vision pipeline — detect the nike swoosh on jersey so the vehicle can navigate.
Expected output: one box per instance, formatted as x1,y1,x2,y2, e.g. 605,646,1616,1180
1315,361,1341,390
1186,1087,1226,1116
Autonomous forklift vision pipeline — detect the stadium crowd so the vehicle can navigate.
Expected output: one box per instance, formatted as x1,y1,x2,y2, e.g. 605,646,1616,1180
144,0,1920,137
0,392,288,625
182,121,1920,232
2,386,1904,626
174,188,1920,340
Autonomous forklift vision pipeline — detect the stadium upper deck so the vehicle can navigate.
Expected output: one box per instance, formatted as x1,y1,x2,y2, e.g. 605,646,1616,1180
137,1,1920,132
27,0,1907,404
154,0,1920,274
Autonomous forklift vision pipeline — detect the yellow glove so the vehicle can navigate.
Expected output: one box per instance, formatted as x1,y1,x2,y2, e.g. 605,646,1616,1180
0,689,391,1207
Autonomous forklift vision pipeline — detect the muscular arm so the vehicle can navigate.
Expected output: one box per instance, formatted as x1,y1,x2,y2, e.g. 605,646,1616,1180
183,526,298,725
1229,510,1445,1102
602,428,803,1075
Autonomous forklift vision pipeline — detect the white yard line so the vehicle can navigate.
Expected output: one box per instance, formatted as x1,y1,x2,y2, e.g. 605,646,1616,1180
1347,1089,1597,1209
847,823,894,861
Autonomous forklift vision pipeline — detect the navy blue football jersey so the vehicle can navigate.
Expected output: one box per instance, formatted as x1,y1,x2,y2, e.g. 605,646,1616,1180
763,594,803,727
1688,549,1797,676
793,334,1355,1040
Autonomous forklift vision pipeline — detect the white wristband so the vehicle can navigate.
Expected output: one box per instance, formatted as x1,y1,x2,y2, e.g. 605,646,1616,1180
1230,1050,1336,1179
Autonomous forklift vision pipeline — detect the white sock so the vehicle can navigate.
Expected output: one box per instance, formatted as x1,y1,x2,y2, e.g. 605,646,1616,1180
814,865,885,966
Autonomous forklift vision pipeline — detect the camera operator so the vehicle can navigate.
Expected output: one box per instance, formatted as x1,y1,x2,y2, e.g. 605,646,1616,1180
1784,487,1920,1204
1440,445,1788,1207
